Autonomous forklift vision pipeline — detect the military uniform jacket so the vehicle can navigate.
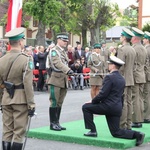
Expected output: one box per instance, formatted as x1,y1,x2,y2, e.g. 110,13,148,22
132,43,147,83
88,52,105,77
101,47,110,70
0,50,35,109
117,43,136,86
92,71,125,116
145,44,150,81
47,45,70,88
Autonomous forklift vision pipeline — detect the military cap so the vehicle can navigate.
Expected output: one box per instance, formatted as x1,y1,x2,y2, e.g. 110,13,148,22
144,31,150,40
107,55,125,66
131,27,144,37
121,28,135,39
56,33,69,41
5,27,25,41
93,43,101,49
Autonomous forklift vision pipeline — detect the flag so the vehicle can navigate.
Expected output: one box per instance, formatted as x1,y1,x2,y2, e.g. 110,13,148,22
6,0,22,32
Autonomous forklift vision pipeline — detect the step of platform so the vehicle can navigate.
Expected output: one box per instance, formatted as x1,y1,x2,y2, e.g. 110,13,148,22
28,116,150,149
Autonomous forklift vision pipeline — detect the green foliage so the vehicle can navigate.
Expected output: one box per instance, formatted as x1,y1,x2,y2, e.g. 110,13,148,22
122,7,138,27
0,14,7,26
23,0,63,25
142,22,150,32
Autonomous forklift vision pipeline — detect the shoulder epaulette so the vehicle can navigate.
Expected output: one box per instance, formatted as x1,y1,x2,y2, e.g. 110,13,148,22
21,52,29,57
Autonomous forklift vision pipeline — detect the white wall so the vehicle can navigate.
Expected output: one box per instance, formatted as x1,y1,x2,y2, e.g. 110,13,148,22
142,0,150,27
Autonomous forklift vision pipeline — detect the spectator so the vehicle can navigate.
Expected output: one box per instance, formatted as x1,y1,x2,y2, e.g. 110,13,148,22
33,46,39,69
74,44,85,61
109,46,117,56
37,46,49,91
84,47,91,67
67,44,75,67
70,59,84,90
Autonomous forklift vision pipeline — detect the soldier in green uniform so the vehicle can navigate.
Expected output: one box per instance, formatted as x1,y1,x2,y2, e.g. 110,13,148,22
131,27,147,128
117,28,136,130
100,40,110,73
0,27,35,150
143,31,150,123
47,33,74,131
88,43,105,99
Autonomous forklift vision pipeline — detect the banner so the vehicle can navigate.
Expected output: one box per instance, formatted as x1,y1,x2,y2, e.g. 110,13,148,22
6,0,22,32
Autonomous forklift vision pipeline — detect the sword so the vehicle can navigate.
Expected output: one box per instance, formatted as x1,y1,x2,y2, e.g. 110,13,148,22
68,72,109,76
22,113,37,150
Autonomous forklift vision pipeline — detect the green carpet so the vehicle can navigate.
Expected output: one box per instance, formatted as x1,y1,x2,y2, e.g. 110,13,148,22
28,116,150,149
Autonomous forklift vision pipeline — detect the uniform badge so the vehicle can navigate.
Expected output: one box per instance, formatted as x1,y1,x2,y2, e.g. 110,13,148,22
51,51,57,57
29,61,34,69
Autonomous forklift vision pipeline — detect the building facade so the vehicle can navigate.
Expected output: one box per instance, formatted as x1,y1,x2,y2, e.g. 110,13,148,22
138,0,150,29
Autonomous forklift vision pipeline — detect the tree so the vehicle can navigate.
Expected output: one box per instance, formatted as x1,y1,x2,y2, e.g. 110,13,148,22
120,5,138,27
84,0,120,45
66,0,120,47
23,0,62,46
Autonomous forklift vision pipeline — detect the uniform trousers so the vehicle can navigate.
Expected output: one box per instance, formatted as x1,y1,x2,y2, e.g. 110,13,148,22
49,85,67,107
132,83,144,122
143,81,150,120
120,86,133,129
2,104,28,143
82,103,135,139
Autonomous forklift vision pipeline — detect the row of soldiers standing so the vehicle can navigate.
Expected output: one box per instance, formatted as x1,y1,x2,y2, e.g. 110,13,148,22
101,27,150,130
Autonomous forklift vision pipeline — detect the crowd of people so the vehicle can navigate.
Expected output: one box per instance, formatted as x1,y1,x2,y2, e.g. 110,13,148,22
0,26,150,149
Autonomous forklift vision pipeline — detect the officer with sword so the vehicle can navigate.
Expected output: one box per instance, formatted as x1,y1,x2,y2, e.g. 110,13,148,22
46,33,74,131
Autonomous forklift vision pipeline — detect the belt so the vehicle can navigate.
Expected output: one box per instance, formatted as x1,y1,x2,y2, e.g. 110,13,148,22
15,84,24,89
52,69,63,73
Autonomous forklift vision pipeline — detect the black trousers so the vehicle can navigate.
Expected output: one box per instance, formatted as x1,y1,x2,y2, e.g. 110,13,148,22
37,70,44,90
82,103,136,139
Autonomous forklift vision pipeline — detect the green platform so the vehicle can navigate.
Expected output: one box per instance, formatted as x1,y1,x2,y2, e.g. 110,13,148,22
28,116,150,149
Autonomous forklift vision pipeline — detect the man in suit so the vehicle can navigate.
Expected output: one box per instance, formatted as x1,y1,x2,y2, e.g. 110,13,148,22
47,33,74,131
143,31,150,123
82,56,145,146
74,44,85,61
131,27,147,128
0,27,35,150
117,28,136,130
37,46,49,91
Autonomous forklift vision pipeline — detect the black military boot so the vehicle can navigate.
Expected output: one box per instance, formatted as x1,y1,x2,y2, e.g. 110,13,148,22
11,142,23,150
2,141,11,150
49,107,61,131
57,107,66,130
